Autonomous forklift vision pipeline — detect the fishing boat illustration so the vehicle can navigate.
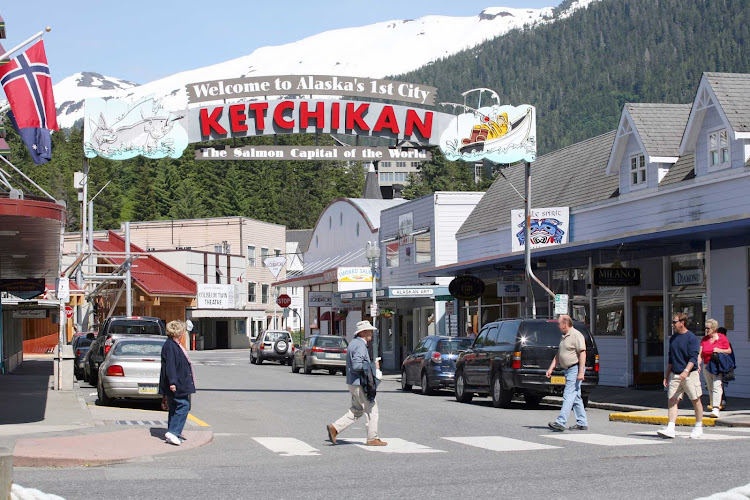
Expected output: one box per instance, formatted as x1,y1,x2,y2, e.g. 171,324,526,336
458,107,533,154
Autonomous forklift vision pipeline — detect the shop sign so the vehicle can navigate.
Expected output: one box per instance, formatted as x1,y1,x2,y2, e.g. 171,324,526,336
497,281,527,297
323,269,338,282
12,309,47,319
434,295,454,302
354,291,369,299
0,278,46,300
308,291,332,308
398,212,414,245
264,256,286,279
197,284,236,309
337,267,372,283
448,276,485,301
390,288,433,297
674,269,703,287
594,267,641,287
510,207,569,252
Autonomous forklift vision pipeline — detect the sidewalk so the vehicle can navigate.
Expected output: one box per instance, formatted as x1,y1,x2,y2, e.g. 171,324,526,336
381,372,750,427
0,359,213,468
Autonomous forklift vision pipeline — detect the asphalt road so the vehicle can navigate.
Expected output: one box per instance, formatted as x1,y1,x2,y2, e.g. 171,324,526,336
14,349,750,500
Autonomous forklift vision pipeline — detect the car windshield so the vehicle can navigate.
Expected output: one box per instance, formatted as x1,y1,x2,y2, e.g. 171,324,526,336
108,321,163,335
113,341,164,356
77,337,93,348
265,332,290,342
520,322,593,347
437,338,473,354
316,337,347,348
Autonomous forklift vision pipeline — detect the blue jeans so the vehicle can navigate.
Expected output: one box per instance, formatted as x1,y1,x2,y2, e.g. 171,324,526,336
167,394,191,436
556,365,587,427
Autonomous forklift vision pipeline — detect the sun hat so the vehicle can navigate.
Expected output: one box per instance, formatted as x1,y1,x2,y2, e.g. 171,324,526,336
354,320,376,335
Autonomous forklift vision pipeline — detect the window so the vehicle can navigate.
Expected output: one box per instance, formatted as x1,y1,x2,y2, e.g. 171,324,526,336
214,245,223,254
247,245,256,267
328,216,332,229
497,320,521,345
261,248,269,266
595,287,625,336
380,161,391,168
261,284,269,303
630,154,646,187
386,242,399,268
380,172,393,182
415,232,431,264
474,327,490,348
485,325,500,347
709,129,730,168
411,162,420,168
396,161,407,168
248,282,257,302
274,249,281,257
394,172,407,182
356,223,360,237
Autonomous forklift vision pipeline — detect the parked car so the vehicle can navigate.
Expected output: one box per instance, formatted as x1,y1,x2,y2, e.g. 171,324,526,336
85,316,166,386
401,336,474,395
292,335,348,375
454,318,599,408
97,335,167,406
72,333,96,380
250,330,294,365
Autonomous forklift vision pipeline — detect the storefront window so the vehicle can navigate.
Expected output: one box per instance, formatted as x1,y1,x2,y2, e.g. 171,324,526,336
386,242,399,268
670,254,706,290
415,232,431,264
595,287,624,336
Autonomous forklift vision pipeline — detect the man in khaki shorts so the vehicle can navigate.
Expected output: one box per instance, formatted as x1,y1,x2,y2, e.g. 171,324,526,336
657,313,703,439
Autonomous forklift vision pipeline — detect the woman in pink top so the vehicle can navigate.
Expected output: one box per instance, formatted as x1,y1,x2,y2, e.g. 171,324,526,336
698,319,732,418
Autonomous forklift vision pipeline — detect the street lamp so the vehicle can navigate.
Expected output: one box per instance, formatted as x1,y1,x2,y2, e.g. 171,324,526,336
366,240,381,358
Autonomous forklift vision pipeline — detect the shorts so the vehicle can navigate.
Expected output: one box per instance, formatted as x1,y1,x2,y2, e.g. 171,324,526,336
667,371,702,401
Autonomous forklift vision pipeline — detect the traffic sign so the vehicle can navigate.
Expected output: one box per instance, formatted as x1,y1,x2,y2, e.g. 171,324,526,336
65,305,74,319
554,294,569,315
277,294,292,308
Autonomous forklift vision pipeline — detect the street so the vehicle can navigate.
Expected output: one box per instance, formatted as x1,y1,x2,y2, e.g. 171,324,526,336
14,350,750,500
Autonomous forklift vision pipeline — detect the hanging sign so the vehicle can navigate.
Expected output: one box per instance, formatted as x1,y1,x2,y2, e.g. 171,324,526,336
594,267,641,287
264,257,287,279
0,278,45,300
510,207,569,253
197,284,236,309
448,276,485,301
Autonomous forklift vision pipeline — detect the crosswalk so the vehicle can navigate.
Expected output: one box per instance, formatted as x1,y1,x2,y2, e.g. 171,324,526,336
250,428,750,457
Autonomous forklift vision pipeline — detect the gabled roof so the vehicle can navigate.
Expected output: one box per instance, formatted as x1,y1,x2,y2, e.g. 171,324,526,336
286,229,313,251
606,104,690,175
93,231,196,296
659,154,695,187
680,72,750,154
457,131,618,237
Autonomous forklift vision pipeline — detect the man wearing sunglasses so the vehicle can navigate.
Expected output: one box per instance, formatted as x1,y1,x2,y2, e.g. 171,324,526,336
657,312,703,439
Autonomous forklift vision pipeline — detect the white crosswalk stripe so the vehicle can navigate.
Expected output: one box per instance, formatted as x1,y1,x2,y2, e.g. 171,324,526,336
252,437,320,456
633,430,750,441
338,438,445,454
542,433,662,446
442,436,561,452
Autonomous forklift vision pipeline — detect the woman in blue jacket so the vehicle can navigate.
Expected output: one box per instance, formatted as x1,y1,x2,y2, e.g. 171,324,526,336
159,320,196,446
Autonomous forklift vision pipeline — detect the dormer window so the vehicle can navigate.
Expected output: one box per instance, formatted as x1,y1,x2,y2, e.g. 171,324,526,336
630,154,646,188
708,129,730,169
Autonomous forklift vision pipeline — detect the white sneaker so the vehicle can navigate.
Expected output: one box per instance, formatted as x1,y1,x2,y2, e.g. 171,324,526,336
710,408,720,418
165,432,181,446
657,427,676,439
689,427,703,439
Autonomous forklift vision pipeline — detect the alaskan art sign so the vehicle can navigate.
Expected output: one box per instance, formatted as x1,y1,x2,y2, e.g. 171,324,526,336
510,207,569,253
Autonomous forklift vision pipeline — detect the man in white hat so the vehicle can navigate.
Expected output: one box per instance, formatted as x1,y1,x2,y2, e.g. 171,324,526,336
327,320,387,446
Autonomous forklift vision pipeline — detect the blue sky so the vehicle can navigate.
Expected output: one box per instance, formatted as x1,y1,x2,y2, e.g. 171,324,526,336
2,1,557,84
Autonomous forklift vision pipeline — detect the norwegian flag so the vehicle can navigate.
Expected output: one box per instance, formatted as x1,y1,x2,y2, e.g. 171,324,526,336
0,40,58,130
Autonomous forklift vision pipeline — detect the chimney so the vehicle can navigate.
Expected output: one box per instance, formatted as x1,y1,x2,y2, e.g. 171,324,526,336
362,162,383,200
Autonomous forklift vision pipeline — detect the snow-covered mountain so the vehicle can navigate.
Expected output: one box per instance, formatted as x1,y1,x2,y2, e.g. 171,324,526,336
53,2,597,128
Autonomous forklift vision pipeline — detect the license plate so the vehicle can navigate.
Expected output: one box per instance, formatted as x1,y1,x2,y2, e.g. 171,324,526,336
550,376,566,385
325,353,339,359
138,384,158,394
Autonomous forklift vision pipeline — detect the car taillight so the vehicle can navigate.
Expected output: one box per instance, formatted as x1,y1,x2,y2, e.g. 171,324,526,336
343,349,347,354
104,345,112,354
312,347,323,352
595,354,599,372
432,352,442,361
106,365,124,377
76,349,81,357
512,351,522,369
260,345,265,350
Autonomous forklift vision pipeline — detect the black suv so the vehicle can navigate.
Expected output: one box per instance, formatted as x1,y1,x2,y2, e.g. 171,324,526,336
84,316,166,386
454,318,599,408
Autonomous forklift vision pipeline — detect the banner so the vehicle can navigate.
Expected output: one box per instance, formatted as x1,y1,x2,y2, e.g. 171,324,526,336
510,207,569,252
197,284,236,309
196,145,431,162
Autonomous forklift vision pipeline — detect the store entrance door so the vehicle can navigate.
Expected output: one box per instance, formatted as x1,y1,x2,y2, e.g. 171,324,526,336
633,297,664,385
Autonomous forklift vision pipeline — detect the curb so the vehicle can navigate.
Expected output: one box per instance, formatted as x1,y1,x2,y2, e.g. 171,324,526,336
714,419,750,428
609,410,717,426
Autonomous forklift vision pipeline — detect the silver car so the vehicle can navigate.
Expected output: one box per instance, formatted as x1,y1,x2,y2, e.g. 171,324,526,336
292,335,348,375
97,336,166,406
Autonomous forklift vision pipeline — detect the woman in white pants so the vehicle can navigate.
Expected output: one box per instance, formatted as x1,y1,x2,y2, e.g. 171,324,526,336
698,319,732,418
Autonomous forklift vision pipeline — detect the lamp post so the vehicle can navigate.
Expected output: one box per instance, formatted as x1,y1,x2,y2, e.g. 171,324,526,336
366,241,381,358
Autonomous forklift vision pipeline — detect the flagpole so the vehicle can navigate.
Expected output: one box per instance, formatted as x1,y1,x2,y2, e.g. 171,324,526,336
0,27,50,62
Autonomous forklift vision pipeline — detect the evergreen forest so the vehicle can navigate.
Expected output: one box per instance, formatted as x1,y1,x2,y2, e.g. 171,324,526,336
4,0,750,233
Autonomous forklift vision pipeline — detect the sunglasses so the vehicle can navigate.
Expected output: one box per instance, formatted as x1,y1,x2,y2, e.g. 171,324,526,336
671,320,679,324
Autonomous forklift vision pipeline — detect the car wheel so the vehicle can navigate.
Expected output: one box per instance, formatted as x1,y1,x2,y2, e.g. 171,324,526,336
291,358,300,373
525,393,543,408
455,370,473,403
97,381,112,406
256,354,263,365
328,369,337,376
304,358,312,374
401,369,412,391
491,372,512,408
421,372,434,396
250,352,257,364
83,367,89,384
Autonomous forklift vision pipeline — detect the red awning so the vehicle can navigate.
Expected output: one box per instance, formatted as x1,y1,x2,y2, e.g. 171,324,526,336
320,311,345,321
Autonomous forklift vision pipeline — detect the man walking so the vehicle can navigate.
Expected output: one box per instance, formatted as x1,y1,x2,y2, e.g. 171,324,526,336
658,313,703,439
546,315,588,431
327,320,387,447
